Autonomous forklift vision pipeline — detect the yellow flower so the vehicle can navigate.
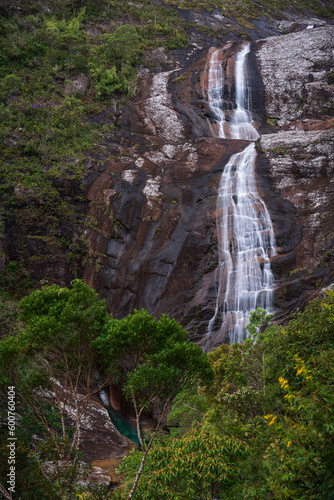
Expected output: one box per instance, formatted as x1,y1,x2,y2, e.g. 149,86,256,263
265,415,277,426
279,377,289,389
296,366,305,376
287,441,292,447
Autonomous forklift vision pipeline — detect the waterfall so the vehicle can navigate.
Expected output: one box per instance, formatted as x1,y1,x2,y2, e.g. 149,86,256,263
206,44,276,346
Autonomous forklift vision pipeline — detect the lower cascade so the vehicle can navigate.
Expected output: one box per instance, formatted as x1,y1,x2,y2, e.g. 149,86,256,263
205,43,276,348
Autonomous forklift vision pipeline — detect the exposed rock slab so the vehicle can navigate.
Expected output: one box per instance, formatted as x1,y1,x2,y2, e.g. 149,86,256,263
83,61,251,341
78,394,128,462
256,26,334,129
259,128,334,319
43,462,111,488
44,380,128,462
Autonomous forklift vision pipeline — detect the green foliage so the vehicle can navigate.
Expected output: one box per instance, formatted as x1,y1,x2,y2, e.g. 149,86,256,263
167,386,207,437
101,25,140,66
0,73,23,97
18,279,111,374
0,293,19,337
0,279,111,397
94,309,213,399
117,430,248,499
88,62,130,99
121,295,334,499
263,352,334,499
264,290,334,397
0,280,113,498
107,0,188,51
87,24,140,99
0,260,35,296
94,309,213,497
160,0,334,20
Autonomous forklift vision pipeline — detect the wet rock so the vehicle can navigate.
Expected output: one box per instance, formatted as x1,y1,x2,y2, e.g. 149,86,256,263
82,27,334,345
83,55,251,341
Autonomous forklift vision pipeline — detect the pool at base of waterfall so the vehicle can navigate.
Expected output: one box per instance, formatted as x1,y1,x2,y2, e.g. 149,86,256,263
107,406,151,448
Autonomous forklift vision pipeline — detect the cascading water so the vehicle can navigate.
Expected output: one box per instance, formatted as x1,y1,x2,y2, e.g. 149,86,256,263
206,44,276,347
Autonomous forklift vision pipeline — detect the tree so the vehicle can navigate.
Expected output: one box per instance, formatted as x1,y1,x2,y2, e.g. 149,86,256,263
42,9,88,74
0,280,112,497
18,279,112,453
93,309,214,499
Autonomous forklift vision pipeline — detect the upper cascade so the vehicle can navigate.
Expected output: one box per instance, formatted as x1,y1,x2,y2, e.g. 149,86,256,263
204,43,276,348
207,44,259,141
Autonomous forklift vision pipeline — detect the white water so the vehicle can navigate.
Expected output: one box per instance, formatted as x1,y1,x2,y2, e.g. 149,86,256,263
206,44,276,346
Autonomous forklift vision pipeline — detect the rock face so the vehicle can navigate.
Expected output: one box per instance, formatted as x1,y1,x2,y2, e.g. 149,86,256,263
258,129,334,320
83,47,255,342
43,462,112,489
64,74,90,96
256,27,334,130
256,26,334,321
83,26,334,344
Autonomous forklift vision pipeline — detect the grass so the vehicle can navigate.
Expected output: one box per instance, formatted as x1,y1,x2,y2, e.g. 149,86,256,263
160,0,334,20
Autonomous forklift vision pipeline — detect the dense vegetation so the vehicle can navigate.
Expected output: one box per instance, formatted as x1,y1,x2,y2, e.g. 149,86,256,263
0,281,333,498
115,293,334,499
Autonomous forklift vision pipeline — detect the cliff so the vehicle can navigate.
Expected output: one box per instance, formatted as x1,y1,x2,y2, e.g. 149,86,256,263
81,25,333,345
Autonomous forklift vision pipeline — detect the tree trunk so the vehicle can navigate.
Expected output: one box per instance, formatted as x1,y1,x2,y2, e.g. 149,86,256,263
127,448,148,500
127,397,171,500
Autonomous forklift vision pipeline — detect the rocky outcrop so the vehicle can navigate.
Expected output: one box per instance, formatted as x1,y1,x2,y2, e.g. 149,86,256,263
43,462,112,489
44,380,128,462
64,74,89,96
78,394,128,462
83,53,253,341
258,128,334,320
256,27,334,130
256,26,334,321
